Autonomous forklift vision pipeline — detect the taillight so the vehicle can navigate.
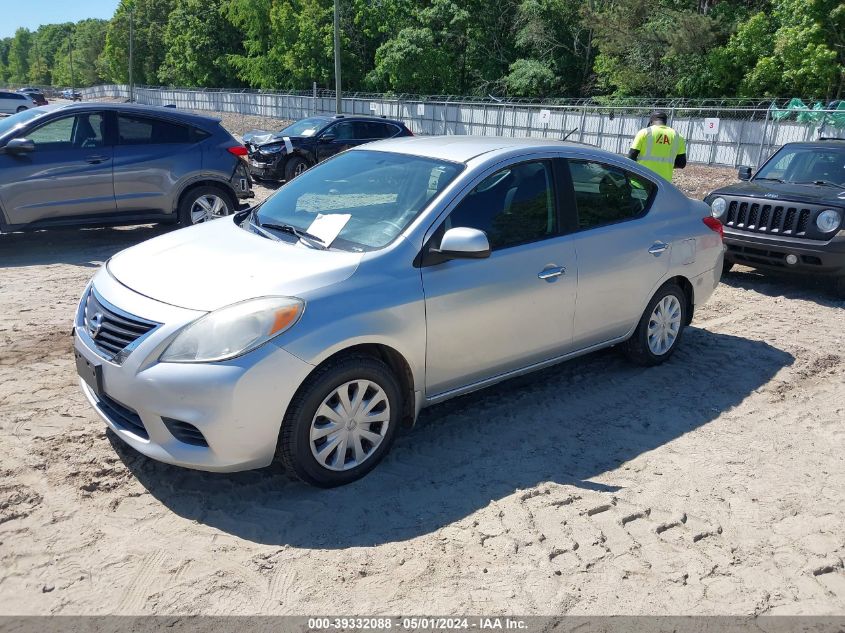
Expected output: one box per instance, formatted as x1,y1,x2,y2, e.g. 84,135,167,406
227,146,248,156
703,216,723,240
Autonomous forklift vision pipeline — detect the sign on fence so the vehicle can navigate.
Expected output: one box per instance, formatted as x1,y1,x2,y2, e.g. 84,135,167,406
703,118,720,135
538,109,551,124
417,103,425,116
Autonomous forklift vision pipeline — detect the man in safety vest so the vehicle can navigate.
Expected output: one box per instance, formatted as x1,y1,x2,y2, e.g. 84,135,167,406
628,112,687,181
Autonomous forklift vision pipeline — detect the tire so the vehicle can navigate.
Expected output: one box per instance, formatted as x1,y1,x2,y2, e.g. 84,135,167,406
284,156,309,182
16,106,27,113
623,283,687,366
177,185,234,227
278,355,403,487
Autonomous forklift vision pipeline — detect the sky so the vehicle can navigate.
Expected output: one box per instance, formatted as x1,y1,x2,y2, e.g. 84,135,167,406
0,0,120,38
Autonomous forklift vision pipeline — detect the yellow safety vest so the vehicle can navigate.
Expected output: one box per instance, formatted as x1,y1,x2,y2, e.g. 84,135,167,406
631,125,686,181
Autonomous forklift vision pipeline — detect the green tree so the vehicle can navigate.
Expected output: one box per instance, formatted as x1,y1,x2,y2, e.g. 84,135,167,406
102,0,175,84
7,28,33,84
158,0,242,86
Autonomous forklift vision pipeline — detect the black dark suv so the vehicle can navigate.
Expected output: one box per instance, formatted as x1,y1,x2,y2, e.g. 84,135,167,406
705,139,845,296
243,114,413,182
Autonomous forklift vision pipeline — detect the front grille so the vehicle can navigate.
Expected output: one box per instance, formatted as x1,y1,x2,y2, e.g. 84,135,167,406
83,290,158,361
723,198,826,239
163,418,209,447
95,393,148,439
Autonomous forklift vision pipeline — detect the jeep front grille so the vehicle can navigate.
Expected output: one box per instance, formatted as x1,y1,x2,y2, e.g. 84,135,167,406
83,290,159,361
723,198,825,239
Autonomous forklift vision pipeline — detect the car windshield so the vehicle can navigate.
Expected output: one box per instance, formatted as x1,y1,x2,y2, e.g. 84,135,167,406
278,117,330,138
0,108,43,138
254,150,463,251
755,146,845,187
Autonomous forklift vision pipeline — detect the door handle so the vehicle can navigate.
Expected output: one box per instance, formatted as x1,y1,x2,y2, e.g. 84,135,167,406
538,266,565,281
648,241,669,256
85,155,109,164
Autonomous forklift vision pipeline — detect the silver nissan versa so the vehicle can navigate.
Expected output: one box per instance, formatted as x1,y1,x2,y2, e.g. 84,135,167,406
74,136,724,487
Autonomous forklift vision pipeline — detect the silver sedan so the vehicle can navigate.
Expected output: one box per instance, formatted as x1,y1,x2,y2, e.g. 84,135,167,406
73,136,724,487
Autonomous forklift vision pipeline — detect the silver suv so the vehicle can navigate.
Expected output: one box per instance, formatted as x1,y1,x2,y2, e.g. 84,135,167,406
0,103,252,231
74,136,723,487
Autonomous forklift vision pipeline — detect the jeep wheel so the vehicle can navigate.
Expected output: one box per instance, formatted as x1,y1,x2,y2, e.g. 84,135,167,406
833,276,845,300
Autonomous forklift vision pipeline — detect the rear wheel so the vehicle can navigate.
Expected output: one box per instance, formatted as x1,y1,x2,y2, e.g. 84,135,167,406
284,156,309,182
278,355,402,487
624,283,687,366
16,106,27,113
178,185,234,227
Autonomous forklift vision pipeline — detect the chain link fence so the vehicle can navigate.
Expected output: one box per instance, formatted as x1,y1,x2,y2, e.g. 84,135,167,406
81,84,845,169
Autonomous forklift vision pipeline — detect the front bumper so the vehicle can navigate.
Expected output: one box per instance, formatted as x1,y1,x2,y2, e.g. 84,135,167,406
724,229,845,276
74,270,314,472
247,153,285,180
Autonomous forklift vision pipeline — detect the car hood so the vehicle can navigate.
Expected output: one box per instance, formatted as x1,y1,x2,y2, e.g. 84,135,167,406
711,181,845,206
107,218,363,312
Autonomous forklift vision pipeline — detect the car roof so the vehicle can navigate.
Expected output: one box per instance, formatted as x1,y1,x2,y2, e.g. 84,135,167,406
783,139,845,149
352,135,584,163
23,102,223,126
297,114,406,126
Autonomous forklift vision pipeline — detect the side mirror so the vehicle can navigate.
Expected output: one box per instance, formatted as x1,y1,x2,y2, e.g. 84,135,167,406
3,138,35,155
738,166,752,181
434,227,491,260
319,133,336,143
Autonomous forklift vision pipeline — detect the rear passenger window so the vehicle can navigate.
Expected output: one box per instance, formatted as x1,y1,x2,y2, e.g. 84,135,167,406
568,160,655,230
447,161,556,250
359,122,397,139
118,115,191,145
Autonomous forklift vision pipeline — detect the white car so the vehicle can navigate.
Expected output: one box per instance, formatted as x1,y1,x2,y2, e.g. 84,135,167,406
0,90,33,114
74,136,724,487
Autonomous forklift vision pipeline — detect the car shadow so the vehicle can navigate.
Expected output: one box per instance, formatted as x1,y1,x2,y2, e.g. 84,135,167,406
111,326,793,548
722,266,844,305
0,225,172,268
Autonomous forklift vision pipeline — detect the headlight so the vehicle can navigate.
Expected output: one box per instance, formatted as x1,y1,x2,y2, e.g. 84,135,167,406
160,297,304,363
259,144,284,154
816,209,842,233
710,197,727,219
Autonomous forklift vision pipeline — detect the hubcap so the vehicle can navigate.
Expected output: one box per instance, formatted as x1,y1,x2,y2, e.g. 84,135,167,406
647,295,682,356
293,162,307,176
190,194,229,224
309,380,390,472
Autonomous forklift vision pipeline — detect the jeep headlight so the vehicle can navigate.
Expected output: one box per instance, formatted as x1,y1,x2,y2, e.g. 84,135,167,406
160,297,304,363
710,197,727,219
816,209,842,233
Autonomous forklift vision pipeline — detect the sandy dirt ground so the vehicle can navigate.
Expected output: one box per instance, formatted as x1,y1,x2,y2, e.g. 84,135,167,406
1,166,844,616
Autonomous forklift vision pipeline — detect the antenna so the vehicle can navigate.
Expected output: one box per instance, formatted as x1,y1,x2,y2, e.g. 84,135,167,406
560,127,578,142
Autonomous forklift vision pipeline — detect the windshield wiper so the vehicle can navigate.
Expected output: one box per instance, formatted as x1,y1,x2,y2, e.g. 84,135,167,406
795,180,844,189
754,177,785,183
251,213,327,249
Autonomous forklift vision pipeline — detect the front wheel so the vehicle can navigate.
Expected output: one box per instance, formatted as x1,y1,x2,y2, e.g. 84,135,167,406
284,156,309,182
624,284,687,366
278,355,402,487
177,185,234,227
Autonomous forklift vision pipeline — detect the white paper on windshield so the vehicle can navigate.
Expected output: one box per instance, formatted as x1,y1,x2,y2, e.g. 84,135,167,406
304,213,351,247
300,128,316,137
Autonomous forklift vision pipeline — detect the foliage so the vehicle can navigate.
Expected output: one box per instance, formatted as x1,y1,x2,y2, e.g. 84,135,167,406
1,0,843,100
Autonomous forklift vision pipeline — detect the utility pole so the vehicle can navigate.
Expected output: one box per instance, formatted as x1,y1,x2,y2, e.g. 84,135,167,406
128,7,134,102
68,34,74,94
333,0,341,114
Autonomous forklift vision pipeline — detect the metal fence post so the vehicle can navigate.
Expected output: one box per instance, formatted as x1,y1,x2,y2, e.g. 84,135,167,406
756,107,771,169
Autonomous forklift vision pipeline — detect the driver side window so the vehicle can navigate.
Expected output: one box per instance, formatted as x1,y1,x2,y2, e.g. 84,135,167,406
28,113,104,150
446,161,556,250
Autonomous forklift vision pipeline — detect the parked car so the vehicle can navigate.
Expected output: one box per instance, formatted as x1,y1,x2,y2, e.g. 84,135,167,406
705,139,845,296
0,103,253,231
17,88,48,106
0,90,34,114
74,136,723,487
61,88,83,101
243,114,413,181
